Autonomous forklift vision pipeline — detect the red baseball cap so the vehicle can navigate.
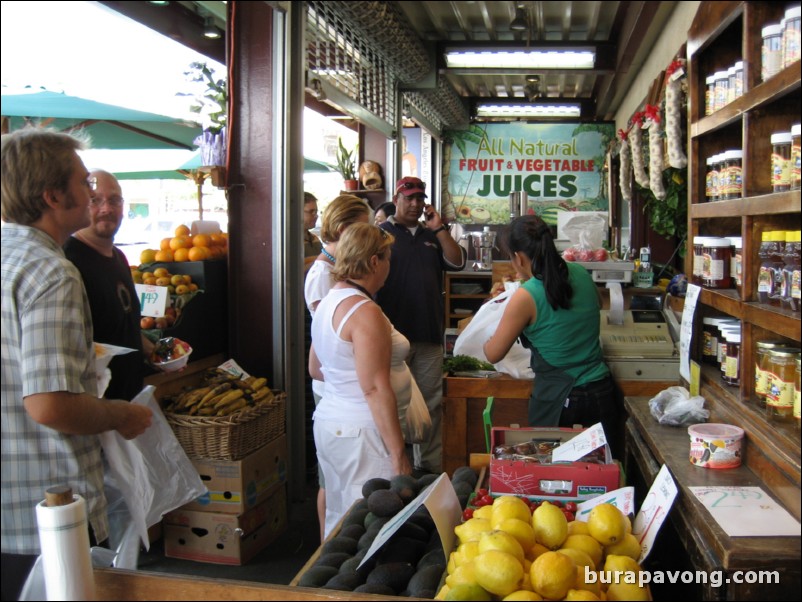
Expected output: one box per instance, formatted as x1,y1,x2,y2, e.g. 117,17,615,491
395,176,427,197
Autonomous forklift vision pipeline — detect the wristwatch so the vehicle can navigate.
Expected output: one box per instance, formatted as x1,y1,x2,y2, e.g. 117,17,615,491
432,225,447,235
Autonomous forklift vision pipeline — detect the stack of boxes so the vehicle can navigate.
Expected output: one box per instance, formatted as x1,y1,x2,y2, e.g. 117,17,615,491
161,411,289,565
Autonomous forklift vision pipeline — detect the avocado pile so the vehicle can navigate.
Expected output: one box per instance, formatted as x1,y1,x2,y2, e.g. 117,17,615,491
297,467,479,597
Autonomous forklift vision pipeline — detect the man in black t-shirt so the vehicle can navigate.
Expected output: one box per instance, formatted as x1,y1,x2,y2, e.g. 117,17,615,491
376,177,466,473
64,170,153,400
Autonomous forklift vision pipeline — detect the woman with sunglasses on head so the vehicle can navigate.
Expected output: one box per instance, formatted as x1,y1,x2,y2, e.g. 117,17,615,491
303,193,371,542
482,215,622,457
309,223,412,539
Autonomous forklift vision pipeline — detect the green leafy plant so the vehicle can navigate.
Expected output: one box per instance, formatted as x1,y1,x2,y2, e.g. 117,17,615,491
444,355,496,374
335,137,357,181
179,61,227,135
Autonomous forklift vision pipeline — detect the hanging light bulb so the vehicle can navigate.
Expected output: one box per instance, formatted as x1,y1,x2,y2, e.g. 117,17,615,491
510,5,528,32
203,16,221,39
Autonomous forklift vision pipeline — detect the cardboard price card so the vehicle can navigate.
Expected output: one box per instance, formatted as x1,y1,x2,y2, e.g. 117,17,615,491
552,422,607,463
135,284,168,317
632,464,678,563
358,473,461,569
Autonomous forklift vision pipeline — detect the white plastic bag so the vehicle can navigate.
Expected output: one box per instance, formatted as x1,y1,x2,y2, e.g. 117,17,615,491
453,287,534,380
99,385,207,549
405,376,432,444
648,386,709,426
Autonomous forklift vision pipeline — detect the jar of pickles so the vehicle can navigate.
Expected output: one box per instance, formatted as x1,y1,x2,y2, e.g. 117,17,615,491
766,348,801,422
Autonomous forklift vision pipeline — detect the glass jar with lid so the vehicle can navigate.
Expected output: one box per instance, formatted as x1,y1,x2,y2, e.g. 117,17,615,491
714,70,729,111
721,150,743,199
762,23,784,81
795,356,800,431
766,348,801,422
705,75,716,115
701,237,732,289
771,132,793,192
784,6,801,68
723,331,741,386
792,123,800,191
755,340,787,406
729,236,743,298
733,61,744,99
717,323,741,374
693,237,711,286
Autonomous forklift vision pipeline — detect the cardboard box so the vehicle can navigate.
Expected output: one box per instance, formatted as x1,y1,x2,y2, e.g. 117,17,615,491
164,485,287,565
182,434,287,513
489,427,619,502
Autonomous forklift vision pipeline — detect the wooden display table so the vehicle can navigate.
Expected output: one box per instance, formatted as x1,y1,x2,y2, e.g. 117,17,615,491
93,568,412,600
442,375,677,476
624,397,800,600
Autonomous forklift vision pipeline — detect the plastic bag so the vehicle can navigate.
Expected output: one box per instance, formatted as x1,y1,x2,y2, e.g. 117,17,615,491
561,213,609,262
453,286,534,380
648,386,709,426
405,376,432,444
99,385,207,549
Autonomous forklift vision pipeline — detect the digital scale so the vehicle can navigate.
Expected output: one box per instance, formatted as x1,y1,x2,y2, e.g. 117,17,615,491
576,260,636,284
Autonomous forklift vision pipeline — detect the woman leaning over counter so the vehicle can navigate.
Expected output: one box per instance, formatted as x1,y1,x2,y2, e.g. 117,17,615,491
483,215,622,455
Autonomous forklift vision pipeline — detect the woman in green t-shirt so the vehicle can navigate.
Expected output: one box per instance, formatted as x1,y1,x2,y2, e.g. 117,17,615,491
484,216,621,455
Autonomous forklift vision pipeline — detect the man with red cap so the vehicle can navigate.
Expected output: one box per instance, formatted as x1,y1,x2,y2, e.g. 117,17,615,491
376,176,466,474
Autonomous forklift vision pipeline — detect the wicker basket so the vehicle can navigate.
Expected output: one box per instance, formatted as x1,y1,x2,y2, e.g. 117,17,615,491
165,391,286,460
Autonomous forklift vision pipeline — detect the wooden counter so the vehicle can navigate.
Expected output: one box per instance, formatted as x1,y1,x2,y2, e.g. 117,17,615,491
624,397,801,600
441,375,677,476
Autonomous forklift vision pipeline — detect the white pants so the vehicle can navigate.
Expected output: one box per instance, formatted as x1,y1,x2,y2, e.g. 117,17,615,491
313,418,394,539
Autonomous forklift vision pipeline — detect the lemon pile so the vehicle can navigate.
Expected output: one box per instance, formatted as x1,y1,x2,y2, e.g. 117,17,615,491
437,499,651,601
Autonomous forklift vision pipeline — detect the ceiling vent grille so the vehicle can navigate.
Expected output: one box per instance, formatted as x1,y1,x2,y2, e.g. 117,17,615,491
306,1,395,127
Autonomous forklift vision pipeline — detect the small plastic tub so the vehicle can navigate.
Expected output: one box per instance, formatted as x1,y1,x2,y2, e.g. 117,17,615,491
688,423,744,469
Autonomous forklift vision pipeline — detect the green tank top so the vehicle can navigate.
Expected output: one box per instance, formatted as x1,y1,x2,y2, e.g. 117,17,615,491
521,261,609,386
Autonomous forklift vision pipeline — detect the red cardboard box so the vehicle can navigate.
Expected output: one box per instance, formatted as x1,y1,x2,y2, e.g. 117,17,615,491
489,427,619,502
182,434,287,513
164,485,287,565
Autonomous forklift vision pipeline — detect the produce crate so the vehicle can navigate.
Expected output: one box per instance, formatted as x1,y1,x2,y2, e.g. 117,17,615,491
165,392,286,460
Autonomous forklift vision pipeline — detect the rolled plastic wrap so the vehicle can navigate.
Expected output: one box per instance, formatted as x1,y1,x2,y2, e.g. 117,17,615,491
35,490,96,601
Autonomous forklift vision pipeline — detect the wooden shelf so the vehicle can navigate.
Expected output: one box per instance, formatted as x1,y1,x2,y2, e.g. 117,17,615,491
685,1,801,543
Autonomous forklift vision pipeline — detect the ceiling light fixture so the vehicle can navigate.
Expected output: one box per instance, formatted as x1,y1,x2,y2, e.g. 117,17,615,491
203,16,222,39
476,103,581,118
445,48,595,70
510,5,528,31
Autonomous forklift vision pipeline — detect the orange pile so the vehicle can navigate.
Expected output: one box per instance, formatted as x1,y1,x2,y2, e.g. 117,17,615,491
139,225,228,266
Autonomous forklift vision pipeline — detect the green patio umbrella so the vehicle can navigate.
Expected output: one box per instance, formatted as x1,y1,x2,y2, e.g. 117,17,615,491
1,90,201,150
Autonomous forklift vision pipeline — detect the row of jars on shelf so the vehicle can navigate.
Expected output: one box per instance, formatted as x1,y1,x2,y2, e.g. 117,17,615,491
692,231,801,313
702,317,801,427
702,6,800,117
702,123,800,202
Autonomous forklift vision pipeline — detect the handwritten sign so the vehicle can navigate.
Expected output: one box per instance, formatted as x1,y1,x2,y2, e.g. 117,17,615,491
678,284,701,382
575,486,636,521
633,464,678,563
552,423,607,463
135,284,168,317
689,486,801,537
358,473,461,568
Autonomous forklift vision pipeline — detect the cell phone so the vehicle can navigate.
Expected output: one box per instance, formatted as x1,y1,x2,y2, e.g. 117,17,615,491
424,206,434,221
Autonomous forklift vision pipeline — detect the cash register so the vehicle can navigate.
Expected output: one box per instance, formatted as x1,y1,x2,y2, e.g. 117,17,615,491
599,283,680,381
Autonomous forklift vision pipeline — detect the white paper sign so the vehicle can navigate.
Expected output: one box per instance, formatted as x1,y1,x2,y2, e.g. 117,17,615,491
633,464,678,563
678,284,701,382
358,473,461,568
688,486,801,537
575,486,636,521
552,423,607,463
135,284,168,317
217,358,251,380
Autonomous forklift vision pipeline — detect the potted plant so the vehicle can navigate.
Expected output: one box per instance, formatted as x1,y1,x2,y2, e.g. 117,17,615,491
180,61,227,167
336,138,359,191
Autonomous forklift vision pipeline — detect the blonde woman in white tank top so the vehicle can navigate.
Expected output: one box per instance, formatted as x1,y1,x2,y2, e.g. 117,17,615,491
309,223,412,538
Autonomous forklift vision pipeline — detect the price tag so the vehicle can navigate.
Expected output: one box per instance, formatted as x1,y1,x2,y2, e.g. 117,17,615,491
135,284,168,317
552,423,607,463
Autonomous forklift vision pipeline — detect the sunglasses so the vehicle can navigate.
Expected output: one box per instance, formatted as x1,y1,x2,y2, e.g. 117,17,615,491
396,180,426,193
